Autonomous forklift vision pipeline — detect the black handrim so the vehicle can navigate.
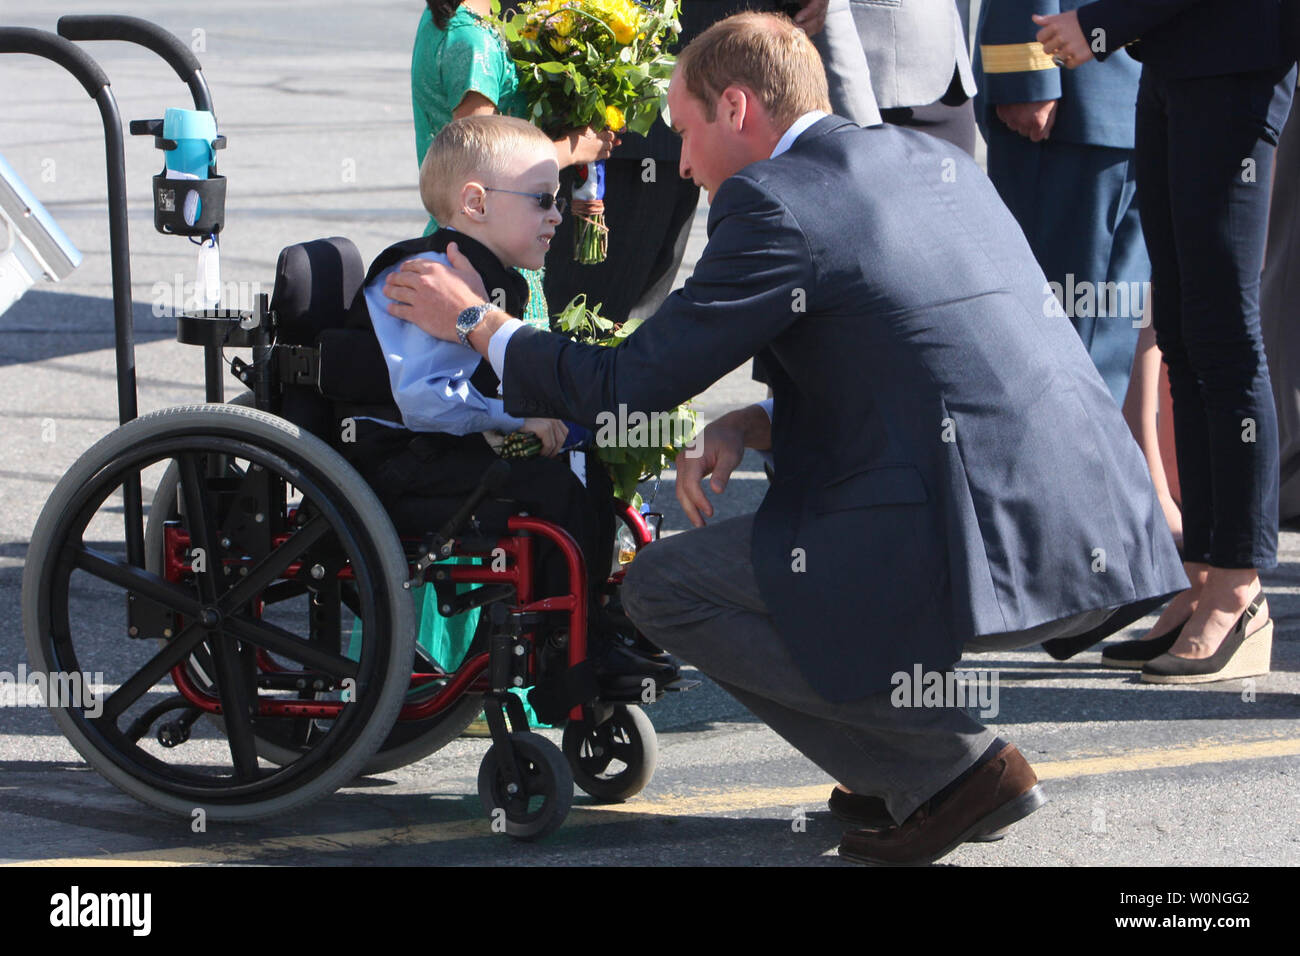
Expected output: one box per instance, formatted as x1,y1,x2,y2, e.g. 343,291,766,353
34,432,397,804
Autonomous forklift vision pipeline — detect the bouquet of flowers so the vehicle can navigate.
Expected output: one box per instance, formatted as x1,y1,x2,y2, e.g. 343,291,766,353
553,294,697,506
497,0,682,264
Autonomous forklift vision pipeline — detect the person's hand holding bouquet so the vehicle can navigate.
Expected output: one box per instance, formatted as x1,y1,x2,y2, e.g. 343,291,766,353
497,0,681,264
559,124,620,166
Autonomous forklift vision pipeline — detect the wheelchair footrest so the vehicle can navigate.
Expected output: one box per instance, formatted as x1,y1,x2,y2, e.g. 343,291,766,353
662,677,702,693
527,660,600,726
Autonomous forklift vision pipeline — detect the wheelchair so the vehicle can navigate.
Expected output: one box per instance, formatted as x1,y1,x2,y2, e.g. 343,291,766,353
7,15,681,839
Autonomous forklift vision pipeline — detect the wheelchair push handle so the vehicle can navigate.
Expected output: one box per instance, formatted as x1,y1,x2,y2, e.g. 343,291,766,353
57,15,213,112
0,28,110,97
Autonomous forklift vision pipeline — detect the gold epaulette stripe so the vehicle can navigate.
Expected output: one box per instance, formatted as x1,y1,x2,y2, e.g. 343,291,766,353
981,41,1058,74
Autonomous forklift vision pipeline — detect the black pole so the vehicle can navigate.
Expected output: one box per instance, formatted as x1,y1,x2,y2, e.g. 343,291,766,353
95,91,138,429
95,89,145,566
188,70,214,115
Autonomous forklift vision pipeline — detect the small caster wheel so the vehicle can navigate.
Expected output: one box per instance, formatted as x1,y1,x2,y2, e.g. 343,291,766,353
562,703,657,803
477,731,573,841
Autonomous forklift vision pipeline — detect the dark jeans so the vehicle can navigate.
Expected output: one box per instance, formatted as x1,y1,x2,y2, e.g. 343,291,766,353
1135,64,1296,569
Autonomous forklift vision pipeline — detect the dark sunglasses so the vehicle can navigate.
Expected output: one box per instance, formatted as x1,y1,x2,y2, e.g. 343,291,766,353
483,187,567,214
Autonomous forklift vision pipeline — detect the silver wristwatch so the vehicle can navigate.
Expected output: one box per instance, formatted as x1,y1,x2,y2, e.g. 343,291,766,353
456,303,494,347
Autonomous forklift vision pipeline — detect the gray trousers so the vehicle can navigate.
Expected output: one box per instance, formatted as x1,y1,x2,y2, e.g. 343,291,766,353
621,513,994,823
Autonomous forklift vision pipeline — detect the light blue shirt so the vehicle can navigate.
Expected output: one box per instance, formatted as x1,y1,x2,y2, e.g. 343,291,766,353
364,249,526,434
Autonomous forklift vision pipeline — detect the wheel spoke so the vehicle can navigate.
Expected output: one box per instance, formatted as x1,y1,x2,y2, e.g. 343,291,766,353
74,547,202,618
97,621,207,723
209,636,262,781
220,613,359,680
607,739,636,764
216,514,332,616
259,579,309,606
176,452,224,605
581,739,615,775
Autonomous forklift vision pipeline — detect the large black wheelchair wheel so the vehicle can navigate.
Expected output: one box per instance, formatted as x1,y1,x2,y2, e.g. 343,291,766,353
22,403,415,821
144,394,481,776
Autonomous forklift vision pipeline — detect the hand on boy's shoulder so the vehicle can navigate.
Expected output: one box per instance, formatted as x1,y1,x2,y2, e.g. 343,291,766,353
383,242,493,343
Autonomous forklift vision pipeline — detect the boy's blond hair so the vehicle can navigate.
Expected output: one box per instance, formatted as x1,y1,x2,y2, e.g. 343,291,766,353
419,115,555,225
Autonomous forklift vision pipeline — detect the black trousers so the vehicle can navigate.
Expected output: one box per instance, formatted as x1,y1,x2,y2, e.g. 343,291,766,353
1261,81,1300,521
543,159,701,324
344,422,615,611
1136,64,1296,569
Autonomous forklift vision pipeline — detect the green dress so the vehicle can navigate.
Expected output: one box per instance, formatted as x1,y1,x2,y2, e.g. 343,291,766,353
409,5,551,701
410,5,549,327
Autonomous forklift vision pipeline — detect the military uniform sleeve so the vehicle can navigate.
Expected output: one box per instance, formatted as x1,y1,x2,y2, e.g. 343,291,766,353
980,0,1063,104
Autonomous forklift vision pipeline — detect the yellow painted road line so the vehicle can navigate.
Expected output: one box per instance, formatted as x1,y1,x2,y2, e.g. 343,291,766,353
1032,735,1300,781
11,735,1300,867
596,735,1300,817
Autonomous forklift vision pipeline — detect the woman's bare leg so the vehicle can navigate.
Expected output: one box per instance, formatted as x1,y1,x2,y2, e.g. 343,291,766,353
1123,320,1183,545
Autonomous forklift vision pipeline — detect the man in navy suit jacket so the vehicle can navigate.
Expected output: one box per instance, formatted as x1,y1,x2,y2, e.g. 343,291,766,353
384,13,1187,865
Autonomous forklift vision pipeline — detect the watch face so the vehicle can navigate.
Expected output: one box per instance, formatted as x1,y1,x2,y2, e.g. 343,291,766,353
458,305,487,342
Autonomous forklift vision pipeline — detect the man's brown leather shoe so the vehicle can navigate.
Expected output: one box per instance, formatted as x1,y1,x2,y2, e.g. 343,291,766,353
837,743,1047,866
828,787,1010,842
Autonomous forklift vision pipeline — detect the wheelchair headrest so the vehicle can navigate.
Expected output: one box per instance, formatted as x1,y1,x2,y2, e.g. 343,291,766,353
271,236,365,345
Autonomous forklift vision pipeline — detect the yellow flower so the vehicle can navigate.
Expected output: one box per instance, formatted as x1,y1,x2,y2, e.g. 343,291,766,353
607,14,636,44
604,104,626,131
549,35,569,53
549,10,576,35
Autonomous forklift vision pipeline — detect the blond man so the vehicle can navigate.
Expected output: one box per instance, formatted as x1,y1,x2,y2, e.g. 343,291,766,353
384,13,1186,865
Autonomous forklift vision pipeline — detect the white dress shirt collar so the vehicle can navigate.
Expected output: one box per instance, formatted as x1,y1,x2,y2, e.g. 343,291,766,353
770,110,829,159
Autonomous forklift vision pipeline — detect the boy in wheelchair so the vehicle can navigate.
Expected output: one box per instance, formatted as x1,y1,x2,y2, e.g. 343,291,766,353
339,114,676,702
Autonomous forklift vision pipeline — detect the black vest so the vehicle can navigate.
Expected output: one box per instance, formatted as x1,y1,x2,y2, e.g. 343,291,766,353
329,230,532,421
